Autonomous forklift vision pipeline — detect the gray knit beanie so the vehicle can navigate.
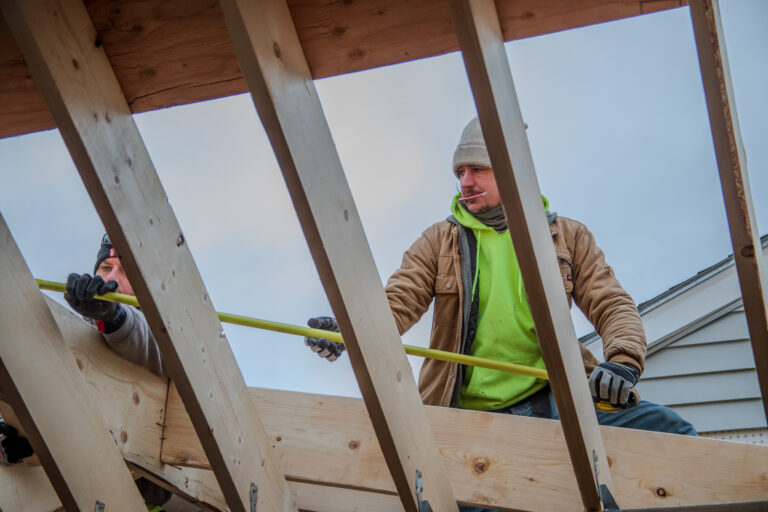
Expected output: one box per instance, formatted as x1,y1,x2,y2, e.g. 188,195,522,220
452,117,491,178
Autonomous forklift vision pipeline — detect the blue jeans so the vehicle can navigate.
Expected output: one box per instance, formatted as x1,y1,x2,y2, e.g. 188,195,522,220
458,387,697,512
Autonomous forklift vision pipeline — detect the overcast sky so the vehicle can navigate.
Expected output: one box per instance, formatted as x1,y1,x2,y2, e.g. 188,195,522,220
1,2,766,398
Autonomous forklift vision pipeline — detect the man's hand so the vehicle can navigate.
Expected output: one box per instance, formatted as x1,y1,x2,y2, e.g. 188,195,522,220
304,316,345,362
64,273,125,332
0,421,34,466
588,362,639,408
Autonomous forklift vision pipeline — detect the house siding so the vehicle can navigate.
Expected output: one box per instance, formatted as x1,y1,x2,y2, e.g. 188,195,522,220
637,310,767,433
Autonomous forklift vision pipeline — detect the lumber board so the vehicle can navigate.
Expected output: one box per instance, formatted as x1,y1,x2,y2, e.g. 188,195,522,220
626,502,768,512
449,1,615,510
0,277,401,511
689,0,768,426
50,296,228,511
0,215,147,511
0,0,686,139
0,462,63,512
0,1,295,510
1,305,764,511
163,385,768,511
289,481,400,512
218,0,458,510
0,298,231,511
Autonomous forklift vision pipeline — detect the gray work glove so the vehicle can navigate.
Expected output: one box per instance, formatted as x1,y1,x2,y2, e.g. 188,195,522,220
304,316,345,362
588,361,640,408
64,273,126,333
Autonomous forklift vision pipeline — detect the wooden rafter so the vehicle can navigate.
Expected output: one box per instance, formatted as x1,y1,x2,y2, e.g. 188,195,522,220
0,1,295,510
0,0,687,139
0,215,147,511
217,0,457,509
689,0,768,425
449,0,616,510
0,296,232,512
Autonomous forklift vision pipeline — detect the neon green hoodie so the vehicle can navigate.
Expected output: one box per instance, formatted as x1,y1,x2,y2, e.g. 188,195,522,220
451,194,548,410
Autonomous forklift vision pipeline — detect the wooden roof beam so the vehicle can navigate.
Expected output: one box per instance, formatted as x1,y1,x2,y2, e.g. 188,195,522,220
0,0,687,139
217,0,458,510
0,1,296,510
0,215,147,511
689,0,768,426
449,0,617,510
163,385,768,510
2,303,764,511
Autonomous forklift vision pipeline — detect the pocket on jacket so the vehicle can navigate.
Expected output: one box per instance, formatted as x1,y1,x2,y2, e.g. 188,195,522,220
434,274,459,326
557,252,574,297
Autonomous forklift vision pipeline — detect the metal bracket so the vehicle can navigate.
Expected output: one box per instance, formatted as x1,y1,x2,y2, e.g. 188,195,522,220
593,450,621,511
415,469,433,512
250,482,258,512
599,484,620,512
94,501,105,512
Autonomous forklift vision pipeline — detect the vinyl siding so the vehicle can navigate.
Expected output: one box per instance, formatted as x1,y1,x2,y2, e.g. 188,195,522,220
639,310,766,432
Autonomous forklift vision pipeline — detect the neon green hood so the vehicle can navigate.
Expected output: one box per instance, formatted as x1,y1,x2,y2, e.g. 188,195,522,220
450,192,549,410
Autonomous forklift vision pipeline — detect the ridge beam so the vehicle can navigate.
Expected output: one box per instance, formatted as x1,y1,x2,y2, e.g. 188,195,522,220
0,1,296,510
216,0,458,510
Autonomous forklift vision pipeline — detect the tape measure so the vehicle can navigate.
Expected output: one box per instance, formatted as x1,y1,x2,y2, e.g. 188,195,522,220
594,388,640,413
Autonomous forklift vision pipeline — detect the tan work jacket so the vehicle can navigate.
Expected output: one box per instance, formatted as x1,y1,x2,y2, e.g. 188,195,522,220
384,215,647,407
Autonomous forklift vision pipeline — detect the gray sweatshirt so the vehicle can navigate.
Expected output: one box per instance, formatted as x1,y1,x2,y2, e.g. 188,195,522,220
102,306,167,378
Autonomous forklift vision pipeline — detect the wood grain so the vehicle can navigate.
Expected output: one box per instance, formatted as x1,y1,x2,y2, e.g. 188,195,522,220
0,1,295,510
163,384,768,511
0,214,147,510
0,0,685,139
218,0,458,509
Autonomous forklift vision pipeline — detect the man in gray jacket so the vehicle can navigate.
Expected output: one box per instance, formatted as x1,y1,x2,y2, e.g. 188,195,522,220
65,233,166,378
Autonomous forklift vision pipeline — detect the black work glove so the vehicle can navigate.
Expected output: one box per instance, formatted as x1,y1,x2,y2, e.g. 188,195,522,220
304,316,345,362
0,421,34,466
64,273,126,333
588,361,640,408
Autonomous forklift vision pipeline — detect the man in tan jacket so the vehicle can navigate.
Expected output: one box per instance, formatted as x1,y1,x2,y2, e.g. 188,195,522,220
306,118,695,440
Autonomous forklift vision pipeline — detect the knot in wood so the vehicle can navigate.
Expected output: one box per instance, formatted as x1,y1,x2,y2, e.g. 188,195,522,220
472,457,490,475
348,440,360,450
656,487,667,497
741,244,755,257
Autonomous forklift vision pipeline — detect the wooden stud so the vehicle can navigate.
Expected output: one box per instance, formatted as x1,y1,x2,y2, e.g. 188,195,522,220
216,0,458,510
449,1,616,510
0,214,147,511
689,0,768,425
0,1,295,510
164,385,768,510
